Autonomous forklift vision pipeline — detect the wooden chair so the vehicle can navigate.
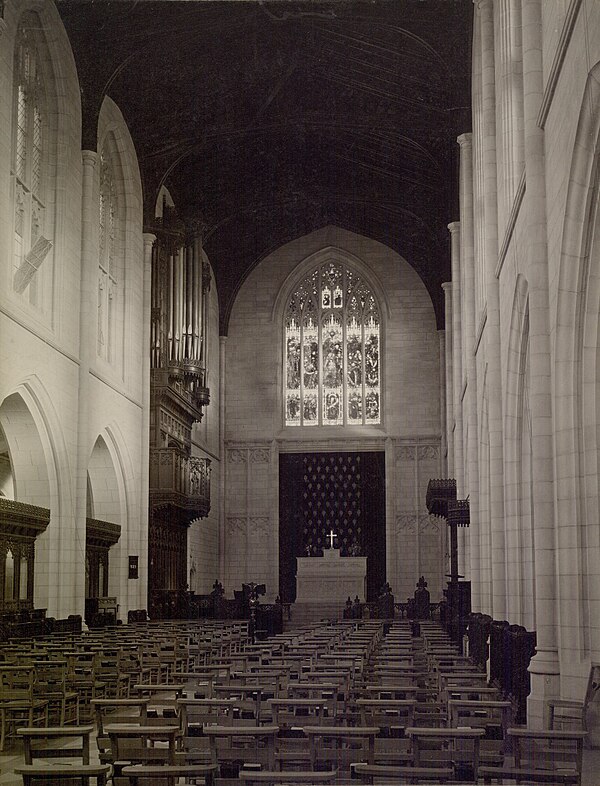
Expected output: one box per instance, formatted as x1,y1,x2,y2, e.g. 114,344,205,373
202,723,279,770
92,697,149,764
65,652,107,723
133,682,184,727
302,725,380,774
479,727,587,785
546,661,600,738
104,723,179,766
14,763,110,785
18,724,94,764
405,725,485,782
95,650,130,698
33,660,79,725
447,698,512,768
0,665,48,751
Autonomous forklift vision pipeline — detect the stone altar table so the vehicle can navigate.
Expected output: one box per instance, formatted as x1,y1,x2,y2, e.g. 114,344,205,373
295,548,366,603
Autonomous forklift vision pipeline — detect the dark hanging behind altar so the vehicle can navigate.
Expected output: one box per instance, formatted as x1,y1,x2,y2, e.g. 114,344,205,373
279,451,385,603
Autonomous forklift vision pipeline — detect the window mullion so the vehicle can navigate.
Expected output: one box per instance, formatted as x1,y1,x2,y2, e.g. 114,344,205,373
299,323,305,426
361,321,367,425
342,316,347,426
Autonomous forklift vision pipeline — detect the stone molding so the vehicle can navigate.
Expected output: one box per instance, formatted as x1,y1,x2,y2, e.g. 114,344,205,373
249,448,270,463
248,517,270,535
226,517,247,535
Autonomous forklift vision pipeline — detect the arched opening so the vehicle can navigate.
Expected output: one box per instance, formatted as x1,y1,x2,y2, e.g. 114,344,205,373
0,392,52,612
85,436,121,620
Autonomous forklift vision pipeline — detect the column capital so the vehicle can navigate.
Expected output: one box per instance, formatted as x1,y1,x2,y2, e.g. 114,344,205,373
447,221,461,234
82,150,98,167
457,132,473,148
442,281,453,292
475,0,492,11
143,232,157,248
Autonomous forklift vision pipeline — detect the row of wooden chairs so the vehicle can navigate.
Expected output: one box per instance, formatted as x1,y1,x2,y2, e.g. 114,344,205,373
4,617,590,785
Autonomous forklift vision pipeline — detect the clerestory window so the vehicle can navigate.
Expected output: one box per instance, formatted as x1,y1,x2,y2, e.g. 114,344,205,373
11,19,49,308
284,262,381,426
97,148,119,362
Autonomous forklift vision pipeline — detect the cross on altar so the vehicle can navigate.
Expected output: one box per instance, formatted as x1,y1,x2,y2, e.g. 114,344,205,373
327,529,337,549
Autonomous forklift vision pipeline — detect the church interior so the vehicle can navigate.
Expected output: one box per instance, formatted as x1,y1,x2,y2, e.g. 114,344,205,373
2,0,600,783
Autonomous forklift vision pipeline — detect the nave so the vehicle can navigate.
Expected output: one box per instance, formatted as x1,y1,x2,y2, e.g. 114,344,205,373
0,617,596,785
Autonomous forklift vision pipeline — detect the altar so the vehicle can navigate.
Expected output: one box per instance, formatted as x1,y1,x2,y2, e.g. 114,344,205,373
295,548,367,603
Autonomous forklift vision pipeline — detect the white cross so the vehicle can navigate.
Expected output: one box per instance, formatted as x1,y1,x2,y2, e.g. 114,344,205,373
327,529,337,549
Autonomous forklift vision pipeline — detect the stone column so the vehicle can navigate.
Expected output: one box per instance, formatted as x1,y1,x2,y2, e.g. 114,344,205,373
218,335,227,583
439,330,447,476
442,283,454,479
521,0,559,726
71,150,98,620
458,132,479,600
478,0,506,619
135,232,155,614
448,221,465,576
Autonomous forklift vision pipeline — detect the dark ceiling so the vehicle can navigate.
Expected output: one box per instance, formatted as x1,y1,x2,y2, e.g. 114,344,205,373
57,0,473,333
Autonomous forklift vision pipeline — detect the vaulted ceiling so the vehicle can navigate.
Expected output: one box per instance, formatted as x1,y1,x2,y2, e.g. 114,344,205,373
58,0,472,333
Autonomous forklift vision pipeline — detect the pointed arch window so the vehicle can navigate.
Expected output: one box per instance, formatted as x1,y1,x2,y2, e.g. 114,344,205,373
284,262,381,426
97,148,119,362
11,19,48,308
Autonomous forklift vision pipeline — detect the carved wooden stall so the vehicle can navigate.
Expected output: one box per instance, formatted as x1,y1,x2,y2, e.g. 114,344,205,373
0,498,49,614
85,518,121,626
425,479,471,648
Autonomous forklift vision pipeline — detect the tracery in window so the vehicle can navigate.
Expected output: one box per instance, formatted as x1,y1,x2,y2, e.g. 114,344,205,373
285,262,381,426
97,148,118,362
11,20,50,307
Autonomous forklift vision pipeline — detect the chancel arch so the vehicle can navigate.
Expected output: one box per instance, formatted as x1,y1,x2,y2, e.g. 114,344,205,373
225,227,444,606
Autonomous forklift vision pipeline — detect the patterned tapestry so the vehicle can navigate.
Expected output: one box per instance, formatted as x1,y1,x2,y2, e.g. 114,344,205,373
301,453,363,556
279,451,386,603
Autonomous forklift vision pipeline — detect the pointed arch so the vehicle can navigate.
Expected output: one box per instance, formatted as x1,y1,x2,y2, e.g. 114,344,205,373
503,275,535,628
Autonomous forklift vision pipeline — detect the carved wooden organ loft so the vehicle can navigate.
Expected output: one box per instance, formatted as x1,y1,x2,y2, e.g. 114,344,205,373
147,208,212,608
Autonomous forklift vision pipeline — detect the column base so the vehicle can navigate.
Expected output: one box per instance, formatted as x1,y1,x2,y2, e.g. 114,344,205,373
527,649,560,729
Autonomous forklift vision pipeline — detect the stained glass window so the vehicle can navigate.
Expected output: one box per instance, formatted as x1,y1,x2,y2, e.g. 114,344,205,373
285,262,381,426
12,20,46,307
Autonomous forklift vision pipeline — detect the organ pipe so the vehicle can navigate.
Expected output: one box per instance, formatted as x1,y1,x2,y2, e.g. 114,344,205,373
151,217,209,408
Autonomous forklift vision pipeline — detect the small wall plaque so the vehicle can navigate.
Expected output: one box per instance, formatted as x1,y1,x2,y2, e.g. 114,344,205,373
128,555,139,579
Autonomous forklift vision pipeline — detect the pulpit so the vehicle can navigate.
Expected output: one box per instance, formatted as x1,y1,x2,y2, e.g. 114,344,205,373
295,548,366,603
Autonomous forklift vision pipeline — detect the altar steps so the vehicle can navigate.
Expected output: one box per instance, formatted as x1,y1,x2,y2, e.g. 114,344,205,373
284,602,344,630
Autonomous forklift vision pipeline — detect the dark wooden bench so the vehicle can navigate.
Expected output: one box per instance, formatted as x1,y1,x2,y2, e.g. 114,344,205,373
352,762,455,783
14,763,110,785
121,762,218,785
